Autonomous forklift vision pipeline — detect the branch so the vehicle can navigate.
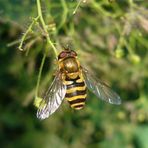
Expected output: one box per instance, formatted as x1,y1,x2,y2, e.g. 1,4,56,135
36,0,58,57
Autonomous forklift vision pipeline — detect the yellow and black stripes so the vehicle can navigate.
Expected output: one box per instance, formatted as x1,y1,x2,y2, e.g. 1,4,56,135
65,76,87,110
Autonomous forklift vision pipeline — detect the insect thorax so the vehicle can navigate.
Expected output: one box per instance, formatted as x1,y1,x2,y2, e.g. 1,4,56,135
60,57,79,73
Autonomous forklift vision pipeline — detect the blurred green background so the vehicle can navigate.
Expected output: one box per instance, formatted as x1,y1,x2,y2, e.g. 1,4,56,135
0,0,148,148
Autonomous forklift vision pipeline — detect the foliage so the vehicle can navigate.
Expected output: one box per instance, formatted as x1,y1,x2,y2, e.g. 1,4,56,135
0,0,148,148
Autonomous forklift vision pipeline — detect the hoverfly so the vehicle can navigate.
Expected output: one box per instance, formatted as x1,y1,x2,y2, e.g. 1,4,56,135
37,48,121,119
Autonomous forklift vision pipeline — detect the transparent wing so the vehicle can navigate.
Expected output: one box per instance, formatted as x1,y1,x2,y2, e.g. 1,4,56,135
82,68,121,105
37,72,66,120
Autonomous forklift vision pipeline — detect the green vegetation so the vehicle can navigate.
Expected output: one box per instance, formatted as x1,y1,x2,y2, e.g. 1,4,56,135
0,0,148,148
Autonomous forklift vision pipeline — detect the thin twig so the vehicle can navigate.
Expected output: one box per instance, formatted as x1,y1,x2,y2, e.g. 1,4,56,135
73,0,83,14
35,53,46,98
36,0,58,57
18,16,40,51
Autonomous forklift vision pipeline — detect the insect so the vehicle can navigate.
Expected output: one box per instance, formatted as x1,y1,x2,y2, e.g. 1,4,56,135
37,48,121,119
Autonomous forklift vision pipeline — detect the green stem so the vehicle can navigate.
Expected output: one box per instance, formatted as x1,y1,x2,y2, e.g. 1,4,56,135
36,0,58,57
18,16,39,51
35,53,46,97
73,0,83,14
91,0,116,18
58,0,68,29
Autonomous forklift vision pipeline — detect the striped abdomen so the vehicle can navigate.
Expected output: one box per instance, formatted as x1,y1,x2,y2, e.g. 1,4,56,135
65,76,87,110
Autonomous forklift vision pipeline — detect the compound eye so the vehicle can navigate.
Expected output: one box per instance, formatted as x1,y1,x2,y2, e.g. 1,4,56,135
58,52,67,59
71,50,77,56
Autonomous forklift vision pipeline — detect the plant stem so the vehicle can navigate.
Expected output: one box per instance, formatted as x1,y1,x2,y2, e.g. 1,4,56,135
18,16,39,51
35,53,46,97
73,0,83,14
58,0,68,30
36,0,58,57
